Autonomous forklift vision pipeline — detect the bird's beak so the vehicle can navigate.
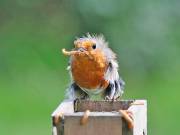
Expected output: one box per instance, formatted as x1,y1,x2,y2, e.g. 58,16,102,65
74,41,87,52
77,47,87,52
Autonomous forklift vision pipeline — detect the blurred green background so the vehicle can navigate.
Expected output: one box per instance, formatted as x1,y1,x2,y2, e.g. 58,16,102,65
0,0,180,135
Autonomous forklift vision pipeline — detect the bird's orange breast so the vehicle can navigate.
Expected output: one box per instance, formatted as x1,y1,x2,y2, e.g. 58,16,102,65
71,50,109,90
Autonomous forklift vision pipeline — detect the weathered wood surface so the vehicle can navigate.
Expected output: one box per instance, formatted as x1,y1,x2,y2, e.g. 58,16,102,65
52,100,74,135
64,112,122,135
128,100,147,135
74,100,134,112
52,100,147,135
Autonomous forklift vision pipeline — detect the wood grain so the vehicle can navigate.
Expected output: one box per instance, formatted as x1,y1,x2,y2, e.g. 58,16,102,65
74,100,134,112
64,115,122,135
51,100,147,135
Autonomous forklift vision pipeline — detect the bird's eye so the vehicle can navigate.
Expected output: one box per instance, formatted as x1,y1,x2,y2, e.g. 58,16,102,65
92,44,96,49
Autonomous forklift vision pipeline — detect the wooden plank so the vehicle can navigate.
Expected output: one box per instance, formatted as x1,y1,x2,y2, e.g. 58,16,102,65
52,99,147,135
52,100,74,135
122,119,133,135
64,113,123,135
74,100,134,112
52,100,74,126
52,100,74,117
128,100,147,135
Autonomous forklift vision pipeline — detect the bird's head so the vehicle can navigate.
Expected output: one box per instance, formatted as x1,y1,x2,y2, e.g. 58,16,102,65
62,34,116,61
74,38,97,53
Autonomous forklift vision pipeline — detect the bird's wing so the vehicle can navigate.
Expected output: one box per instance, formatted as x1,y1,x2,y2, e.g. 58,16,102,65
104,59,125,91
104,59,119,83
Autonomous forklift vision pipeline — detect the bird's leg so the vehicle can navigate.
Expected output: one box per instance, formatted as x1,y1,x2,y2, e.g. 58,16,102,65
113,91,121,101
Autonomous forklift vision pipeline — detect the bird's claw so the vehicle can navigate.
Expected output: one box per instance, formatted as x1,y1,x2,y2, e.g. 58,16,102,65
105,95,111,101
104,94,120,101
104,96,119,102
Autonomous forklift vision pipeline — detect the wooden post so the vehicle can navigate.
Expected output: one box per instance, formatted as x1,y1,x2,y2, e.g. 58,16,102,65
52,100,147,135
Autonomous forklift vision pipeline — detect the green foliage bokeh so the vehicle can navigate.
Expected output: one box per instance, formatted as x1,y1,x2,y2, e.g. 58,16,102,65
0,0,180,134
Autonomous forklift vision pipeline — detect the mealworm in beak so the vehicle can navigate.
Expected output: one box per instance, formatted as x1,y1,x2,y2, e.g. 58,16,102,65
62,48,78,56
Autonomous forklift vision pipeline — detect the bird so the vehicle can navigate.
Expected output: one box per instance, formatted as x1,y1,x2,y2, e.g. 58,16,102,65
62,34,125,100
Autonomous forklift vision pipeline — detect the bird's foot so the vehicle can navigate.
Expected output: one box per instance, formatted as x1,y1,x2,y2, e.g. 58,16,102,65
105,95,111,100
104,95,120,101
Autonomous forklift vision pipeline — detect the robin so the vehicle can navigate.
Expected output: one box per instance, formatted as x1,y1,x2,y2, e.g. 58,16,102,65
62,34,125,100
